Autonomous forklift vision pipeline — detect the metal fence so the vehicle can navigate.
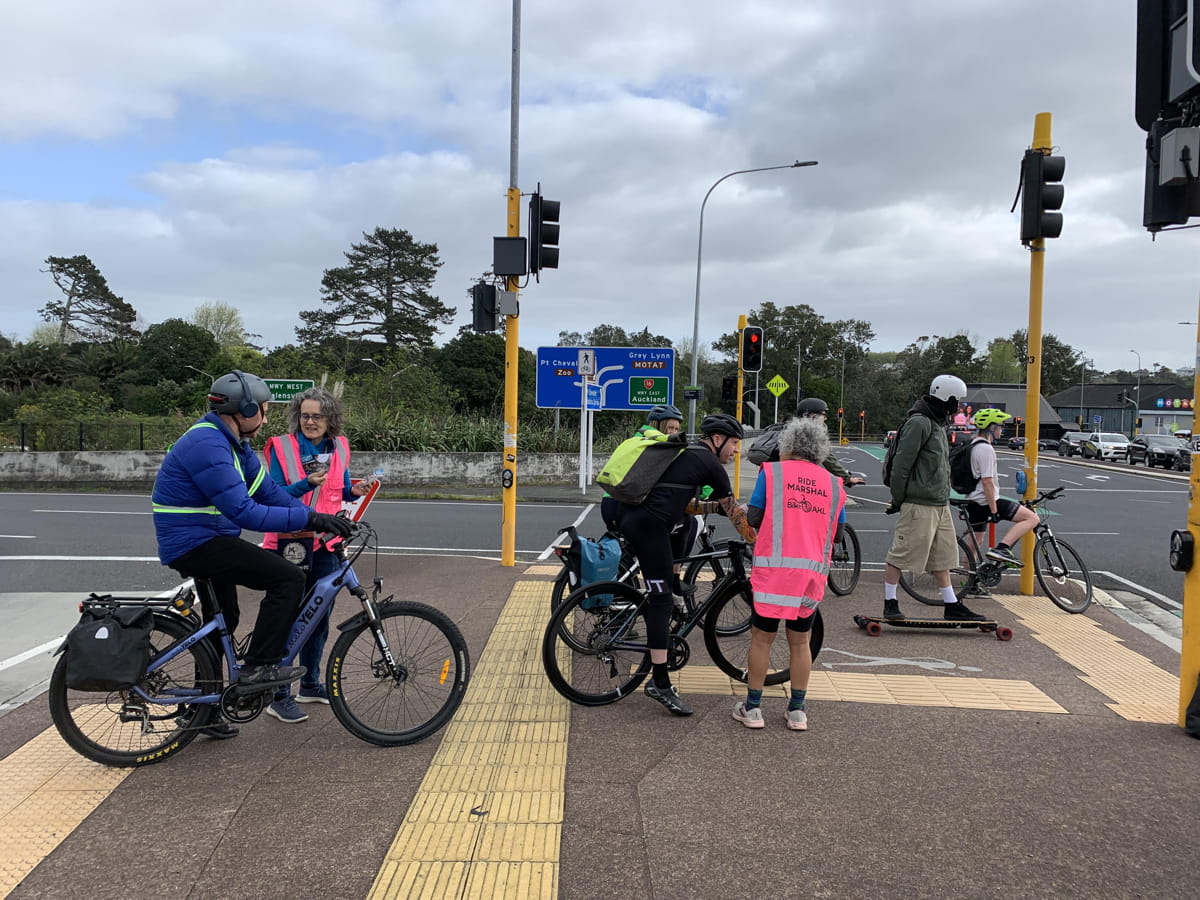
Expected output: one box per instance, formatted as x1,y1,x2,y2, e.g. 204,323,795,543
0,421,186,452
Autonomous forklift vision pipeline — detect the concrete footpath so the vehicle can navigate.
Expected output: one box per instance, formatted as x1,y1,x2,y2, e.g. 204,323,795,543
1,540,1197,899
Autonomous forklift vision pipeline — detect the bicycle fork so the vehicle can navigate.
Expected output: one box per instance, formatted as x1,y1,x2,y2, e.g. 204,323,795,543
356,584,410,685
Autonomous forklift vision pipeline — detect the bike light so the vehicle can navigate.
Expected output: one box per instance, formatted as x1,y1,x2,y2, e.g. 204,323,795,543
1170,529,1193,572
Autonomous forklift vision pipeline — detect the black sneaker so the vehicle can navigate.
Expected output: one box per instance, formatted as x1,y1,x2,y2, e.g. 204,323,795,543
962,585,992,599
200,719,240,740
644,681,693,716
236,664,306,693
985,546,1023,568
944,602,987,622
883,598,904,620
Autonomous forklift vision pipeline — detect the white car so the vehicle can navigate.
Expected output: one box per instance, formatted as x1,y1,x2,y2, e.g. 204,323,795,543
1081,432,1131,461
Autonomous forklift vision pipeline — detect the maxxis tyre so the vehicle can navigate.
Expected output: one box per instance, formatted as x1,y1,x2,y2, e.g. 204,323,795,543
1033,537,1093,614
826,524,862,596
49,612,219,767
541,581,650,706
328,601,470,746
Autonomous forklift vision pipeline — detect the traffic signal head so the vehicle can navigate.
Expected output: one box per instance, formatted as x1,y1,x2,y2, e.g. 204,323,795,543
721,375,737,402
741,326,763,372
471,282,497,332
1020,149,1065,243
529,191,560,276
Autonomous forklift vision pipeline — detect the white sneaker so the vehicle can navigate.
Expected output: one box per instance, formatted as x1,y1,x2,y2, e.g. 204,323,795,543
785,708,808,731
732,701,765,729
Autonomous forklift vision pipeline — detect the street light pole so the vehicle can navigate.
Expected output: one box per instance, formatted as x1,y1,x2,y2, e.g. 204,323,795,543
1079,358,1091,428
687,160,818,432
1129,349,1142,436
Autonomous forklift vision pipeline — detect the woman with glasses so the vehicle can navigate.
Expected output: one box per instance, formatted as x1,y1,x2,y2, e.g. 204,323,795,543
261,386,377,724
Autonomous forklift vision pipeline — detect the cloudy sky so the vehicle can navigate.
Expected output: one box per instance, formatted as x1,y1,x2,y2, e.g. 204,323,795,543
1,1,1195,376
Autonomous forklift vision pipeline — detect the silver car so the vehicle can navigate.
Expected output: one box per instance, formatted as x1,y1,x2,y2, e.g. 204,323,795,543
1081,432,1131,461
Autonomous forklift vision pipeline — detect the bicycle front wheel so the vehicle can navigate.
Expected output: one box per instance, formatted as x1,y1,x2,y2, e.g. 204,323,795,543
48,612,219,767
682,539,752,605
702,577,799,686
899,535,979,605
1034,537,1093,613
542,581,650,706
328,602,470,747
826,524,862,596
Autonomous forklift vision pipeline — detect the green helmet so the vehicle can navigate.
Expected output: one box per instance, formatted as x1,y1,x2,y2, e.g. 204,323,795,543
973,408,1012,430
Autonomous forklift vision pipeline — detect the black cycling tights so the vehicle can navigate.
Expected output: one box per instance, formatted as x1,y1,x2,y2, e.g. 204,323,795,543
616,507,675,651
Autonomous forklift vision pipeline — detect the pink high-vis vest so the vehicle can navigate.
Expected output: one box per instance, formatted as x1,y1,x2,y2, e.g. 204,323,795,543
750,460,845,619
261,433,351,550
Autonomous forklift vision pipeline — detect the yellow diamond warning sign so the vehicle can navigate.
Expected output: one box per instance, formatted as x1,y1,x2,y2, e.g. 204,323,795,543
766,375,789,397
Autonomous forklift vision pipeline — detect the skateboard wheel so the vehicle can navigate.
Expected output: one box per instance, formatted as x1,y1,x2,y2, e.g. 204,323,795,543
996,626,1014,641
865,621,883,636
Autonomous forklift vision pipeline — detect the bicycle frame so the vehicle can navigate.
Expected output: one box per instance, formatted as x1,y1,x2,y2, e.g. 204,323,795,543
133,534,372,709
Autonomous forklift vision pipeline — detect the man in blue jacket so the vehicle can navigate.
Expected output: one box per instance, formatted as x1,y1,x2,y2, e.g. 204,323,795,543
152,371,353,736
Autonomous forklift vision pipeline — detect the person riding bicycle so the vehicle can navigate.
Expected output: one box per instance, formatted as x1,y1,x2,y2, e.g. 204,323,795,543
151,371,354,737
601,404,703,600
881,374,985,624
614,413,756,717
963,408,1039,572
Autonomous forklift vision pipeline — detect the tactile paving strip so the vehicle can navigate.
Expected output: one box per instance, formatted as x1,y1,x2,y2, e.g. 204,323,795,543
996,596,1178,723
522,565,561,577
0,724,132,898
367,580,564,900
675,666,1067,713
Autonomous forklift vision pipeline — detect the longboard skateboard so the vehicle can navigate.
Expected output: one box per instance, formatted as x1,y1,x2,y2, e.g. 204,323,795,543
853,614,1013,641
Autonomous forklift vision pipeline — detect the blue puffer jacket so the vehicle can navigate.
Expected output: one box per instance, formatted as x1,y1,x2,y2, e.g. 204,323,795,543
152,413,311,565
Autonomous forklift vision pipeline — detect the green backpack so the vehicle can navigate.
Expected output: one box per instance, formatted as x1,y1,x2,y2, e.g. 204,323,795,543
596,431,689,505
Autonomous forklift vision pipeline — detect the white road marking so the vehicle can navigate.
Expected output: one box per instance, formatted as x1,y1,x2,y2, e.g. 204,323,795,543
0,556,160,562
32,509,151,515
0,638,64,673
535,503,596,560
0,535,35,539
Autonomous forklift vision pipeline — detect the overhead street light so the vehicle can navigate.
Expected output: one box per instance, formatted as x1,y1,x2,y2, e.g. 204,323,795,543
686,160,818,432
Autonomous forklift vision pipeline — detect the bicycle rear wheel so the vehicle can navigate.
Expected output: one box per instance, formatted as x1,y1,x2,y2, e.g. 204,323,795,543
550,548,641,614
702,577,816,686
48,612,219,767
826,524,861,596
328,601,469,747
898,535,979,605
1033,537,1093,613
682,539,752,603
542,581,650,706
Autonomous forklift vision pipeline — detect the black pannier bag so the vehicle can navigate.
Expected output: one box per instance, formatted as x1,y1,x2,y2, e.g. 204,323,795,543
63,604,155,691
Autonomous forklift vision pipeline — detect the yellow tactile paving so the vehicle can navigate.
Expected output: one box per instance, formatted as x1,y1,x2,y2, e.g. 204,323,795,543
0,726,133,898
996,596,1179,723
522,564,561,577
675,665,1067,713
366,579,564,900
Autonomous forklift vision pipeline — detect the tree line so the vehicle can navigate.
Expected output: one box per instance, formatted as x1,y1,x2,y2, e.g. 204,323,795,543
2,227,1188,452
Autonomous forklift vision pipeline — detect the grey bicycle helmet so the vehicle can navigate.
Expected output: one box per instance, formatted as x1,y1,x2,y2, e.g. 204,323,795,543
208,370,272,417
796,397,828,417
646,404,684,424
700,413,745,439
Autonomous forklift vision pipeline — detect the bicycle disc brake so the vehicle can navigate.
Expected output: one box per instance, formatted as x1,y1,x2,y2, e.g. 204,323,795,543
666,634,690,672
220,686,266,723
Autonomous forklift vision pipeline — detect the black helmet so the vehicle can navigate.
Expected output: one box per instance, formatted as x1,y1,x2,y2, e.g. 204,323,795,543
208,370,272,418
796,397,828,417
700,413,744,439
646,404,683,425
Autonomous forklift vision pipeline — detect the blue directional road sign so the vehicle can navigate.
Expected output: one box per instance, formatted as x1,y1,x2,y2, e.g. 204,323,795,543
536,346,675,410
585,384,602,411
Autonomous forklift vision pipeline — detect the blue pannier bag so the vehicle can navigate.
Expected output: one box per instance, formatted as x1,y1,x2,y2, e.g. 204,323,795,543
562,526,621,610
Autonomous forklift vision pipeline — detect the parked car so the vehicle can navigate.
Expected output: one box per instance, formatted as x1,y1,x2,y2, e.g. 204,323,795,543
1128,434,1187,468
1007,436,1025,450
1057,431,1086,457
1081,432,1131,461
1037,436,1060,450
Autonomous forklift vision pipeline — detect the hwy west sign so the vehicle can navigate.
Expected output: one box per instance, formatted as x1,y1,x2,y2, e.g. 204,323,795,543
536,346,676,410
263,379,315,401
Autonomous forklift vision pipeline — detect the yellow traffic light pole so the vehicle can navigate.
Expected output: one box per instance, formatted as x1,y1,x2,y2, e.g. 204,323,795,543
733,313,746,499
500,193,520,566
1019,112,1052,594
1180,321,1200,726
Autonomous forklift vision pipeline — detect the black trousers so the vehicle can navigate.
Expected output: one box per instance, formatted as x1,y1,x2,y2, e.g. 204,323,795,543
170,535,306,667
615,507,675,651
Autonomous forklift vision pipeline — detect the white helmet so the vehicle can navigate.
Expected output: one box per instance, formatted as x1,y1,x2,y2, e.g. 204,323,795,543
929,374,967,406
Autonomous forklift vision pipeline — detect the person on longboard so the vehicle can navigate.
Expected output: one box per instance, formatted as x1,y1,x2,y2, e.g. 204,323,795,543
881,374,985,623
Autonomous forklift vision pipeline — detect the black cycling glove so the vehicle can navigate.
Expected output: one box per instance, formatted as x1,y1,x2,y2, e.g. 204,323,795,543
987,511,1002,524
307,510,354,538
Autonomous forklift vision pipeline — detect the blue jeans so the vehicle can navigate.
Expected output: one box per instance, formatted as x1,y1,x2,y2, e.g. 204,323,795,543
276,548,339,699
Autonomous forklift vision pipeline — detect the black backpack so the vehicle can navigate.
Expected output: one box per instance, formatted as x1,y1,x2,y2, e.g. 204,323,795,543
746,423,786,466
881,413,938,487
949,437,988,495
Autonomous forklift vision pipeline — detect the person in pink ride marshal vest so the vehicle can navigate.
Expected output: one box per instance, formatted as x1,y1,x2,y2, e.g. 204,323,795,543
261,386,377,724
735,417,845,732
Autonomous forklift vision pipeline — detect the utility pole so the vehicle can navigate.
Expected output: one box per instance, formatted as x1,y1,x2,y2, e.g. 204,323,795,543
500,0,521,566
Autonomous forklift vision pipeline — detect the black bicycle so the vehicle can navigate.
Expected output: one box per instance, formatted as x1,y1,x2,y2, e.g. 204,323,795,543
541,541,824,706
899,487,1092,613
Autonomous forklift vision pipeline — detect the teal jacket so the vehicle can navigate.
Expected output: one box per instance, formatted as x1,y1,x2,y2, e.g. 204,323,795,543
888,399,950,508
